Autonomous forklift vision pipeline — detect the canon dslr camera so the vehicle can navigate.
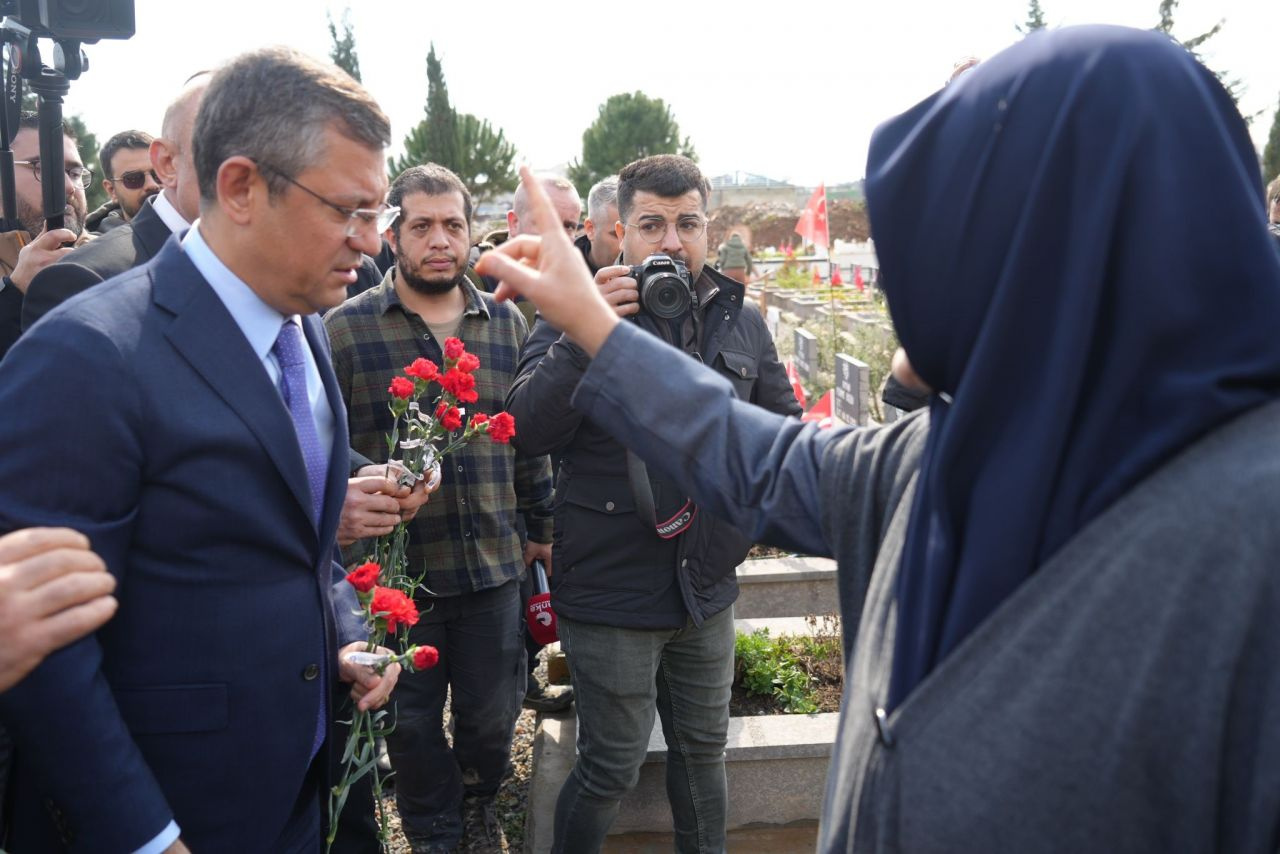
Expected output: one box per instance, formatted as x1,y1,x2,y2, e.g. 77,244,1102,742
629,254,696,320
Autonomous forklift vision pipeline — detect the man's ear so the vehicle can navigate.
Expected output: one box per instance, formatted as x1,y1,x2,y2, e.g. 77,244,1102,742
214,156,262,226
614,220,625,241
506,209,518,236
150,139,178,190
101,178,116,202
583,217,597,241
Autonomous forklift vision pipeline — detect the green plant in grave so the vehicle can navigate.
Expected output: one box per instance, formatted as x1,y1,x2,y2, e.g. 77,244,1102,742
734,629,819,714
774,263,810,290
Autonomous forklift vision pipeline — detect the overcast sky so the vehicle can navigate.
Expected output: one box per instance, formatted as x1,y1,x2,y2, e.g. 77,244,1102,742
53,0,1280,187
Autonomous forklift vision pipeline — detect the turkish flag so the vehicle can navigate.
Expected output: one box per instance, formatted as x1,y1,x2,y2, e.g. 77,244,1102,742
853,265,865,292
795,184,829,252
785,359,807,410
831,266,844,286
801,390,835,429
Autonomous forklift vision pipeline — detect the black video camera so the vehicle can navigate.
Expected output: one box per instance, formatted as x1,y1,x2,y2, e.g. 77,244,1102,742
629,254,696,320
0,0,133,41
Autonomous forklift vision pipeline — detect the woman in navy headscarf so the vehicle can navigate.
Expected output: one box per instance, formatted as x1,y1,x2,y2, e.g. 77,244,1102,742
480,23,1280,854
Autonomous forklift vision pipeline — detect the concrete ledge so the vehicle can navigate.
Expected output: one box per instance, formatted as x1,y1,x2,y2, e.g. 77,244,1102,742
737,555,836,583
734,556,838,619
734,615,833,639
525,711,838,851
614,713,838,835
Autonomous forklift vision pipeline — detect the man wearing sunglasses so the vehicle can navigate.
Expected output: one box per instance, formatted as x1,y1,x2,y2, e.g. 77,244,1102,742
89,129,161,234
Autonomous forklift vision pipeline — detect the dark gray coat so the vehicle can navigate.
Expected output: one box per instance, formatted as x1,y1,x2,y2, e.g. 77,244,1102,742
505,267,799,629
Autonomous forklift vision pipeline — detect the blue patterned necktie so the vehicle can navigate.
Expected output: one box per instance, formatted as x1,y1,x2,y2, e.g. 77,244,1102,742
272,320,328,526
272,319,330,757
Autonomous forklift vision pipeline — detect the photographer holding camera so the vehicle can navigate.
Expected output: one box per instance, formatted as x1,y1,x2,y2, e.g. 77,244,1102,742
505,154,797,853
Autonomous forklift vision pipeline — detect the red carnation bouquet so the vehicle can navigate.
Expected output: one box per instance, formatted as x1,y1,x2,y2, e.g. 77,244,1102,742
328,337,516,851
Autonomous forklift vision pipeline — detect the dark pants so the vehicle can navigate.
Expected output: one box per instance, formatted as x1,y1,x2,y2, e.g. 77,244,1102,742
552,607,735,854
387,579,524,847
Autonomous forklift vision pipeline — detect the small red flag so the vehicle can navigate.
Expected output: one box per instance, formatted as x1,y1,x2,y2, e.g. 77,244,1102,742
801,390,834,429
853,265,865,292
831,266,844,286
794,184,829,252
812,266,822,284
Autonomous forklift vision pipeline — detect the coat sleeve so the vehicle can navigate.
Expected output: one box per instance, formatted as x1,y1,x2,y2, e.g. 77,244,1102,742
0,317,174,852
505,317,590,457
743,309,803,417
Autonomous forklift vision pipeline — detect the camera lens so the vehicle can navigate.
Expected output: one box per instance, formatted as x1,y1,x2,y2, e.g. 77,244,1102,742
641,273,691,320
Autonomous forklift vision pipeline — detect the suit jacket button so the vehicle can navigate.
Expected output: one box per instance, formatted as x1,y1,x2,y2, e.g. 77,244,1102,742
302,663,320,681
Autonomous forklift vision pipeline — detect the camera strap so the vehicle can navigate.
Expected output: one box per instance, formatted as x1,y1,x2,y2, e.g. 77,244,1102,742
626,450,697,539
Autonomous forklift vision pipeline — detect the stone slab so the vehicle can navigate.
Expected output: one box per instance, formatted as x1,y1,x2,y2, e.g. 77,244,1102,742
525,710,838,851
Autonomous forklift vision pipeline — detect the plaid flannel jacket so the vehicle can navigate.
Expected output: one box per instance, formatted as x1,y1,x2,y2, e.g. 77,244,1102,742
325,267,554,598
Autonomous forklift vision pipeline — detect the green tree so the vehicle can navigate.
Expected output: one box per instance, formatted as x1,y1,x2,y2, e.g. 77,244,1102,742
567,92,697,197
1263,93,1280,182
1155,0,1247,112
389,45,517,203
326,7,362,82
1016,0,1048,34
452,112,518,201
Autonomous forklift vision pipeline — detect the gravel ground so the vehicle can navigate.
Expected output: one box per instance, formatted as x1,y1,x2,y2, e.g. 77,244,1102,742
361,667,544,853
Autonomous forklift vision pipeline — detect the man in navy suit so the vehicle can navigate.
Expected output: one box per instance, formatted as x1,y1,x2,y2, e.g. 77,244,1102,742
0,48,400,852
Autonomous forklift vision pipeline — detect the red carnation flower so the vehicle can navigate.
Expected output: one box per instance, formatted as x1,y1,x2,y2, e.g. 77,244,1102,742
388,376,415,399
411,645,440,670
404,358,439,382
455,353,480,374
440,405,463,432
345,561,380,593
370,586,419,633
441,368,476,400
487,411,516,444
444,337,465,360
469,413,489,429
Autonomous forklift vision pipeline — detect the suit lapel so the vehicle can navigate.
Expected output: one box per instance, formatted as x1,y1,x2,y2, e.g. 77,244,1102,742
303,314,349,550
151,241,318,534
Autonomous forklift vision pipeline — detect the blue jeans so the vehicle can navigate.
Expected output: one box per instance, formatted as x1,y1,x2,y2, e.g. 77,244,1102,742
552,606,734,854
386,579,525,847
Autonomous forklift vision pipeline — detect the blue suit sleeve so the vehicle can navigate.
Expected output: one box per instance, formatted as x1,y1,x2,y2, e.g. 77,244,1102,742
0,319,174,851
571,322,839,557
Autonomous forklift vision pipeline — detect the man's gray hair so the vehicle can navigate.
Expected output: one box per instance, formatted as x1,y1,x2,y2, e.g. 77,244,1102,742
513,174,580,221
586,175,619,224
193,47,390,203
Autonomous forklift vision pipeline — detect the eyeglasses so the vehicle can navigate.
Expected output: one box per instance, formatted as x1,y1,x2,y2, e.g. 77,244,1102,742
625,216,707,245
256,161,398,238
13,159,94,189
107,169,159,190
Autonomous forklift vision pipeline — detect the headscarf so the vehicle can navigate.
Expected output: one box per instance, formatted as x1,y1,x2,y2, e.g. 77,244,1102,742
865,25,1280,708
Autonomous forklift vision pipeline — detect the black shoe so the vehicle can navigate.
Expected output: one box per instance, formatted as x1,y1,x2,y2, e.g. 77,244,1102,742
458,797,509,853
522,677,574,713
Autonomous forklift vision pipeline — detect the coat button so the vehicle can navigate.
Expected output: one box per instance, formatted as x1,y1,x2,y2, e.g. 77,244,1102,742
739,366,748,377
874,707,895,747
302,664,320,681
605,501,615,511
